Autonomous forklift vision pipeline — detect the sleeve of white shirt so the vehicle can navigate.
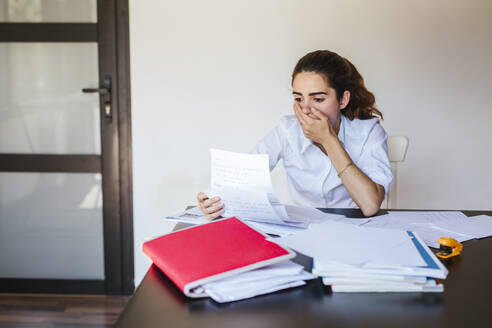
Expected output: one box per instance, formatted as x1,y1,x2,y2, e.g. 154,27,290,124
251,120,286,171
356,123,393,195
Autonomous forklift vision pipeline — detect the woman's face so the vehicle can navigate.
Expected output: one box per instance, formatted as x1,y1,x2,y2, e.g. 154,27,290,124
292,71,347,124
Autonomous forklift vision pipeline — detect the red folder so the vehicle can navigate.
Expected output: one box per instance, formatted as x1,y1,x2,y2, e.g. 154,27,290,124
143,217,295,297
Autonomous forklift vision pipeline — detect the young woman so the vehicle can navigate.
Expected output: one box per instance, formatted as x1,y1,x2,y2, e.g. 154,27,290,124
197,50,392,218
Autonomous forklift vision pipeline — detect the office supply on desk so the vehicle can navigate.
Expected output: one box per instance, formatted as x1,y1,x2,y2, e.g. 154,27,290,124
436,237,463,259
142,217,296,298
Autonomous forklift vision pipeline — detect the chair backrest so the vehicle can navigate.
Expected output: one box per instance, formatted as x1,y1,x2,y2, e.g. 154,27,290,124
385,136,409,209
387,136,409,163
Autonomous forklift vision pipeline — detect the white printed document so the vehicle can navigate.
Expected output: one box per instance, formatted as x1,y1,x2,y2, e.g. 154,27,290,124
211,148,272,192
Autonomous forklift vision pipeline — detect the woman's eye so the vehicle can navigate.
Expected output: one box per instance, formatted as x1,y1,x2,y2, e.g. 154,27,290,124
314,98,325,103
294,97,303,102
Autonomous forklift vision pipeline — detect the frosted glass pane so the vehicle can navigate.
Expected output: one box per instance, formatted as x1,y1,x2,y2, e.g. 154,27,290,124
0,172,104,279
0,43,101,154
0,0,97,22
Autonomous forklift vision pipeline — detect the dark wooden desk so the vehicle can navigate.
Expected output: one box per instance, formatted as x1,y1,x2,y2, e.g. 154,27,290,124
116,209,492,328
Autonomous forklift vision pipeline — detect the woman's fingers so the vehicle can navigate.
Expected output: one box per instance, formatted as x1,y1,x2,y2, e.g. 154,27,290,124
197,192,223,217
204,209,224,220
310,107,327,122
202,197,221,209
197,192,219,208
294,104,307,126
203,201,223,214
197,192,208,202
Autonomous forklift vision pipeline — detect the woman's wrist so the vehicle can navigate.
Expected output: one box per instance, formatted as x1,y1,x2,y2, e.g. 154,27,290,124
321,133,341,153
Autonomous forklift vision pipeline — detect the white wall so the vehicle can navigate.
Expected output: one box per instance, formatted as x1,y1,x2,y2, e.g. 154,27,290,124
129,0,492,285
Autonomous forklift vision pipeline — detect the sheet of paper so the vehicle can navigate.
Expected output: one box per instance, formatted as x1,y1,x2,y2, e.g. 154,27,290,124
284,205,345,224
338,218,372,226
427,214,492,239
365,211,476,247
246,221,307,237
283,205,371,226
206,280,307,303
387,211,469,226
209,149,290,224
406,225,472,248
211,148,273,192
462,215,492,238
364,236,426,267
274,221,414,267
211,186,285,224
166,207,209,224
166,207,306,234
202,260,315,303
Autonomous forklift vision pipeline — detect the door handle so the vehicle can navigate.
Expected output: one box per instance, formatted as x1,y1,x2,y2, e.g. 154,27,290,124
82,87,109,95
82,75,112,120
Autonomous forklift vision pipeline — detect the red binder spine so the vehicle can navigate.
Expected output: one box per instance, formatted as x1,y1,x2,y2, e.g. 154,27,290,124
142,243,187,294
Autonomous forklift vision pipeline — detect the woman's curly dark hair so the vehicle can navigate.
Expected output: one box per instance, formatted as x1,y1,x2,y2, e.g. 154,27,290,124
292,50,383,120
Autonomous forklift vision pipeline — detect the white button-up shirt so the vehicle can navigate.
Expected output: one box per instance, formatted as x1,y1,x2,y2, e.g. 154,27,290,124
253,114,393,208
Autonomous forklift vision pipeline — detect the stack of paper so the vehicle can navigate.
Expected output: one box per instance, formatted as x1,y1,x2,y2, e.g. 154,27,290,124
166,205,358,237
321,277,442,293
275,221,447,293
196,261,316,303
363,211,492,248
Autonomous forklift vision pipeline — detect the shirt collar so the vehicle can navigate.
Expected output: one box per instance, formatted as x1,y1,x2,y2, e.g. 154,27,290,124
338,114,346,146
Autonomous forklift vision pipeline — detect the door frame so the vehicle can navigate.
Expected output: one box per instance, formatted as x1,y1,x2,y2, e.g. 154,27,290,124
0,0,134,295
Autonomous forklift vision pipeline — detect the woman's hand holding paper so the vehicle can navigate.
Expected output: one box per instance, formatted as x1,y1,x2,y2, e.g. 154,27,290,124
197,192,224,220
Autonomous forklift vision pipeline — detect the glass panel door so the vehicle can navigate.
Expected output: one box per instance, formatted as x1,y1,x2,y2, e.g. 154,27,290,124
0,0,131,294
0,172,104,279
0,42,100,154
0,0,97,22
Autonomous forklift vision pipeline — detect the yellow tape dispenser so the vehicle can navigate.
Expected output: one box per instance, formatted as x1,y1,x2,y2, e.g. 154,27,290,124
436,237,463,259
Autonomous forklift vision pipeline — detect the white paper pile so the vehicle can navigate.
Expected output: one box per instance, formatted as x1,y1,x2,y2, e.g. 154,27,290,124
321,277,442,293
193,261,316,303
275,221,447,293
166,205,363,237
363,211,492,248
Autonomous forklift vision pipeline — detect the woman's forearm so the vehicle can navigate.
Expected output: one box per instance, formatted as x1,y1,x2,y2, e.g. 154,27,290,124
322,137,385,216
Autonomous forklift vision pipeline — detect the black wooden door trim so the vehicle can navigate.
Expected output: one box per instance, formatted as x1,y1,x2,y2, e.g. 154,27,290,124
0,154,101,173
115,0,135,295
0,23,98,42
97,0,134,295
98,0,121,295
